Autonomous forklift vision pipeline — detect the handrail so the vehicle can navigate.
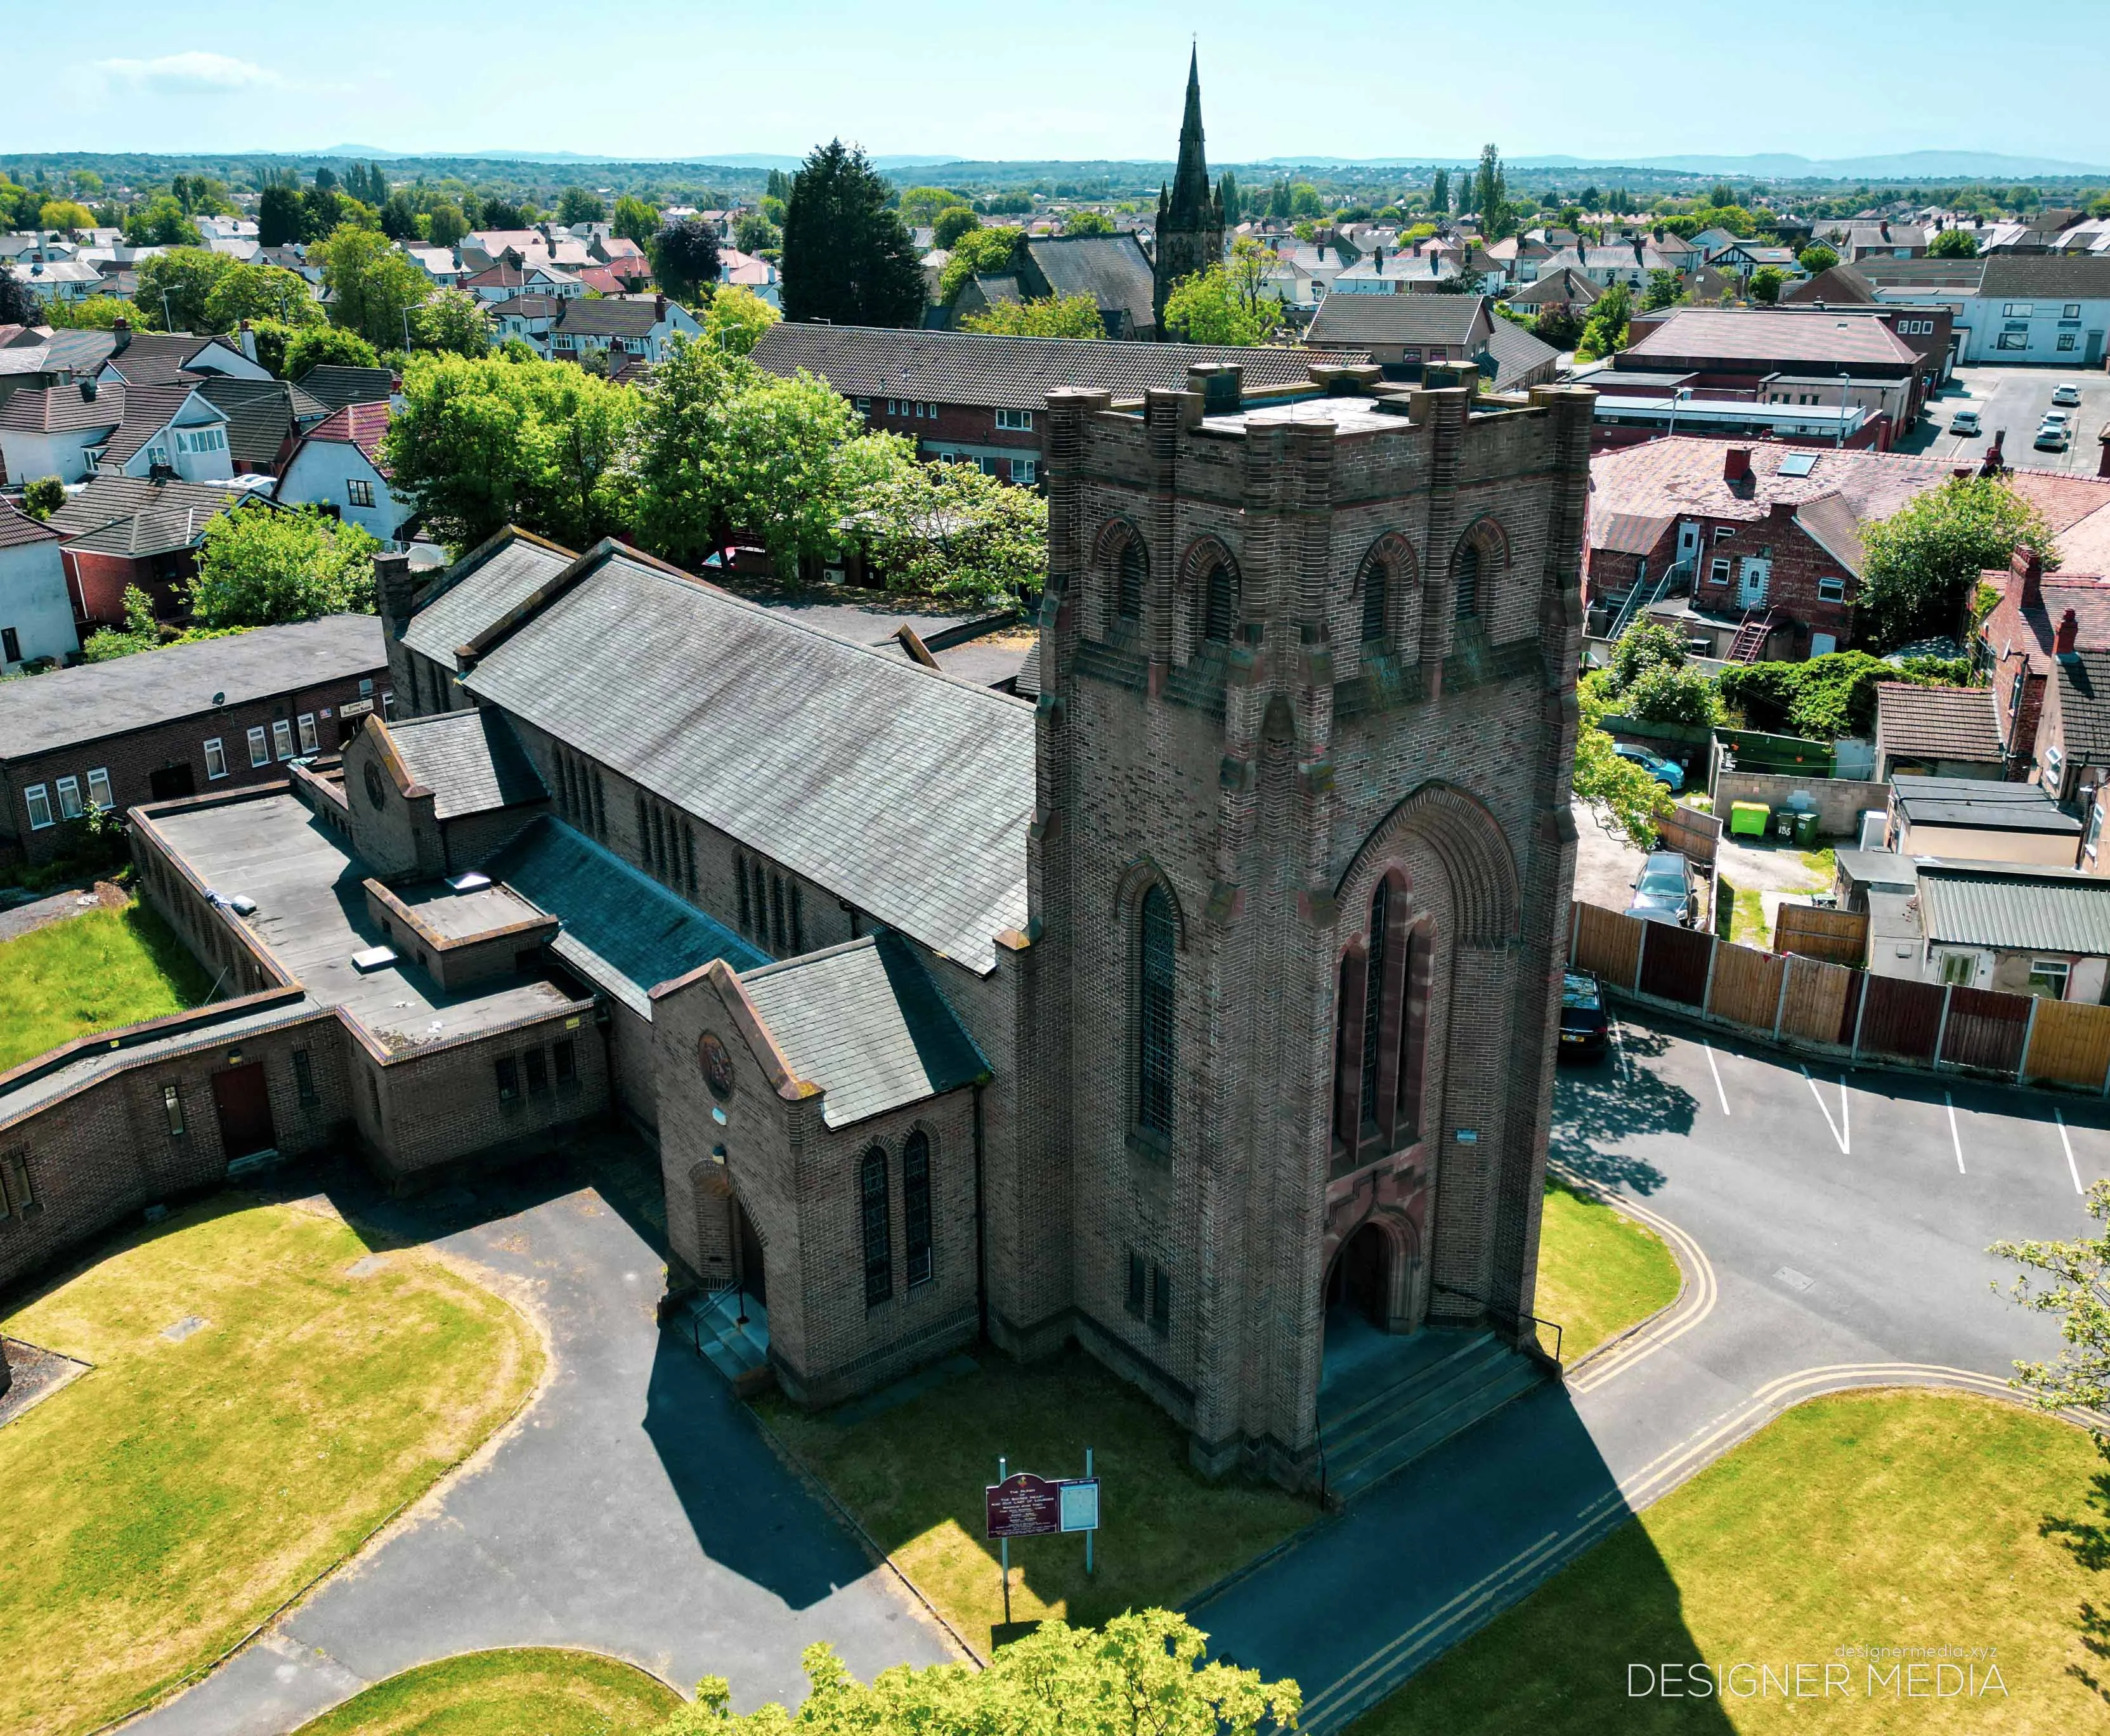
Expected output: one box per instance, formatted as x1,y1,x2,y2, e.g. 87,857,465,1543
1433,1280,1563,1366
1606,557,1694,644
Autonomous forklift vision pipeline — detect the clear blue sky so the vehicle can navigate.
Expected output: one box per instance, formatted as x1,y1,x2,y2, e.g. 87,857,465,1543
11,2,2105,167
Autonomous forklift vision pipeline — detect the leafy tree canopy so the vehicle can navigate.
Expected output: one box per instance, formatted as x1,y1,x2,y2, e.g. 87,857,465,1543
1574,282,1631,362
135,248,237,331
613,194,658,246
932,206,980,250
1575,672,1674,850
124,194,199,248
897,186,972,230
0,268,39,328
782,140,927,329
1930,226,1982,258
1062,210,1115,236
282,323,381,380
1748,265,1785,304
654,216,724,302
1860,475,2054,649
557,186,607,226
22,476,65,519
939,225,1025,303
188,506,380,627
849,452,1047,603
1993,1178,2110,1426
411,287,493,358
961,293,1106,339
1797,242,1839,273
201,263,324,333
698,283,780,357
37,199,94,233
1718,650,1982,740
315,223,433,350
1163,263,1267,346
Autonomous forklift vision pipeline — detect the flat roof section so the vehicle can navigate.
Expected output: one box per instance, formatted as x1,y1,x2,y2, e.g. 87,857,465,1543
145,792,578,1055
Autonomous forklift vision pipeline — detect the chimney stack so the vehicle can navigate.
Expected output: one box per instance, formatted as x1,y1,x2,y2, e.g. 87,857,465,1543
2015,545,2045,610
2057,608,2079,656
373,551,419,637
654,292,667,322
1982,429,2006,475
1723,447,1753,483
2099,434,2110,480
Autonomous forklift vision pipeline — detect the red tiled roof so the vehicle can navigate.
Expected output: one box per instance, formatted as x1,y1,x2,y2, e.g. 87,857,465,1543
0,497,60,549
304,401,391,477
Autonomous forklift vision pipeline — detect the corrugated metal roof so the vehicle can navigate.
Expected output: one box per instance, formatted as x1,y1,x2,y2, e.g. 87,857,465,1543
738,930,987,1128
1918,865,2110,955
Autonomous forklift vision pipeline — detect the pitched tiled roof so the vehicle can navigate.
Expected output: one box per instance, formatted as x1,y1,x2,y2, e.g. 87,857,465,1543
552,297,665,339
0,613,383,760
386,708,547,819
1875,682,2002,762
1781,263,1882,304
44,473,253,558
1503,266,1599,307
1979,256,2110,299
2055,651,2110,766
293,365,394,414
300,401,391,475
0,378,120,433
1305,294,1489,346
98,331,237,386
486,816,767,1015
461,544,1034,976
490,294,563,318
0,499,59,549
1480,318,1561,390
194,377,301,468
402,528,576,665
750,323,1355,412
1624,307,1918,369
1025,233,1156,327
101,382,210,467
736,930,987,1128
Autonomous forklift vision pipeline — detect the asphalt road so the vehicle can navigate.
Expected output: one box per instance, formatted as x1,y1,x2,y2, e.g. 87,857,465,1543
1191,1007,2097,1732
123,1144,951,1736
1910,362,2110,473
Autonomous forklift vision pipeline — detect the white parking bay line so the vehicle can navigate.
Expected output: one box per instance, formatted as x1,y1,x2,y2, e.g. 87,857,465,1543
1703,1041,1730,1116
1801,1064,1849,1154
1945,1093,1965,1174
2055,1107,2084,1195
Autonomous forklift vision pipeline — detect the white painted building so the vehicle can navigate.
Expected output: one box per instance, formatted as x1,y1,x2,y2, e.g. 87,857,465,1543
275,403,414,545
0,503,78,672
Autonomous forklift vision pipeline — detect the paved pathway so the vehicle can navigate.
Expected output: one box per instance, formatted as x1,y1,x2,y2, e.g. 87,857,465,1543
1192,1011,2102,1732
123,1145,951,1735
0,878,115,944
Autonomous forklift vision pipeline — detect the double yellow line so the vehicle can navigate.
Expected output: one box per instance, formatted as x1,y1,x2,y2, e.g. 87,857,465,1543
1547,1165,1717,1396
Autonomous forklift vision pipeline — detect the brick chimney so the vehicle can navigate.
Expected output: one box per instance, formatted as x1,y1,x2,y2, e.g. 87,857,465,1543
2015,545,2044,610
237,317,256,363
1723,447,1753,483
1981,428,2005,474
654,292,667,323
2099,434,2110,479
2057,608,2079,655
373,551,419,637
112,315,129,335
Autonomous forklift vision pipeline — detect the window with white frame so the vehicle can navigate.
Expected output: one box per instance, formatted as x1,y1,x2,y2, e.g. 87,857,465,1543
2059,334,2078,351
205,737,228,779
247,726,270,767
2064,304,2082,319
297,714,318,754
86,767,112,809
2028,958,2071,1000
994,407,1033,431
346,478,374,507
23,784,53,829
271,719,294,760
1012,457,1038,485
1817,577,1846,603
1709,555,1731,585
1996,330,2029,350
2003,303,2034,317
55,776,82,820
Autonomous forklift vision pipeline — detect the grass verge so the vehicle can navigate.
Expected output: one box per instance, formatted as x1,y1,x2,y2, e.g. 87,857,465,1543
1532,1175,1683,1364
1355,1388,2107,1734
755,1346,1311,1654
290,1647,682,1736
0,899,212,1073
0,1196,544,1736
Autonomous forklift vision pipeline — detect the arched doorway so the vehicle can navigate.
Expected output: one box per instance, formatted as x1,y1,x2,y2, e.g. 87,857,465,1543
735,1198,767,1306
1326,1221,1390,1328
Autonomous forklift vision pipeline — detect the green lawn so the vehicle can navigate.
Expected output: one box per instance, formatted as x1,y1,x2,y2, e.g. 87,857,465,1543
0,899,212,1073
1356,1389,2106,1735
0,1198,544,1736
755,1347,1311,1654
1534,1176,1683,1364
290,1648,682,1736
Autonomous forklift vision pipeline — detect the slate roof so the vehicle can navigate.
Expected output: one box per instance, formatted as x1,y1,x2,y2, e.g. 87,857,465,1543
0,379,120,433
0,498,59,549
1306,294,1490,346
552,297,665,339
1891,774,2081,834
45,473,255,558
737,930,987,1128
1623,307,1918,369
1918,863,2110,955
1025,233,1157,329
1875,682,2003,762
2055,651,2110,765
750,323,1355,412
102,381,220,468
461,545,1034,976
1480,317,1561,390
98,332,240,386
1503,266,1599,307
1978,256,2110,299
387,709,547,819
0,614,384,760
401,528,575,665
486,816,766,1015
293,365,395,414
194,377,303,468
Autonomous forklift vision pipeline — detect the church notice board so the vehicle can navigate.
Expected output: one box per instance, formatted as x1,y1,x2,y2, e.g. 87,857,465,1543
986,1471,1100,1539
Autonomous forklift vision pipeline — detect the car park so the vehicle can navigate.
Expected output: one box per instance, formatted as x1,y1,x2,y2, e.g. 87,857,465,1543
1614,743,1685,791
1950,407,1981,435
2036,417,2071,452
2053,382,2082,407
1558,970,1610,1061
1625,850,1700,927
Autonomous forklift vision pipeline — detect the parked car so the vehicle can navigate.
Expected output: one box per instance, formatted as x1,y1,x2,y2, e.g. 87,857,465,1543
1614,743,1685,792
2036,418,2071,452
1626,850,1700,927
2052,382,2082,407
1950,407,1981,435
1558,970,1610,1062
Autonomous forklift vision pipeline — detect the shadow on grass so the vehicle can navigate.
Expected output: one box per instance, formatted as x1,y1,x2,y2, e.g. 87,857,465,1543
2042,1437,2110,1706
120,899,216,1005
1549,1023,1693,1196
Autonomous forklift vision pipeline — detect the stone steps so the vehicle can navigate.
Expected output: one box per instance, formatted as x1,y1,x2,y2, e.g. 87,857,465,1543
684,1288,772,1395
1320,1329,1547,1504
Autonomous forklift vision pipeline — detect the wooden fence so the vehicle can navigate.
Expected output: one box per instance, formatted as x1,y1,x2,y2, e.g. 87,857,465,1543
1568,900,2110,1095
1773,902,1870,966
1657,803,1721,867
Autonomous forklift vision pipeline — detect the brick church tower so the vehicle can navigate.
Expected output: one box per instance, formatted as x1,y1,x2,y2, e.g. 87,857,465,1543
1152,49,1226,331
1025,363,1594,1489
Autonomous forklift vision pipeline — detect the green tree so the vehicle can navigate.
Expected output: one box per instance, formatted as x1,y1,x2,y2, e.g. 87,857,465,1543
37,294,138,331
613,194,658,246
1624,662,1720,728
932,206,980,251
700,284,781,357
1859,475,2055,649
383,353,640,550
1430,168,1449,214
258,184,304,248
897,186,972,230
37,199,94,234
1162,263,1267,345
1641,268,1683,311
1575,675,1673,850
850,452,1047,601
315,223,433,350
646,1613,1297,1736
410,288,493,358
939,226,1026,303
1747,266,1785,304
188,506,380,627
783,141,926,328
124,194,200,247
202,264,324,333
961,293,1107,338
625,335,753,565
654,216,724,301
1218,170,1241,226
1797,242,1839,273
426,200,469,248
378,191,422,242
0,264,35,329
22,476,65,519
80,584,169,662
1575,282,1631,362
765,168,791,202
283,324,382,379
1993,1178,2110,1426
557,186,607,226
1605,620,1689,695
136,248,237,331
1929,226,1981,258
1062,210,1115,237
733,212,779,258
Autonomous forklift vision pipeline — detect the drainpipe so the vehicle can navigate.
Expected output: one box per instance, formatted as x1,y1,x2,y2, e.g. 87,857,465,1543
972,1080,989,1345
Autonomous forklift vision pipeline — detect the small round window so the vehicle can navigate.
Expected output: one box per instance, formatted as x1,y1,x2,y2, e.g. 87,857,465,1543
363,761,387,810
698,1031,735,1102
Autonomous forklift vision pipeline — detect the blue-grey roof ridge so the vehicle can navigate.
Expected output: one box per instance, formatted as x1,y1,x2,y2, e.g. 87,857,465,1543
401,527,576,665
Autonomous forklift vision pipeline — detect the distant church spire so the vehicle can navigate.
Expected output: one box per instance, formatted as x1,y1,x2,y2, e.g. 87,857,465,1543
1152,46,1227,334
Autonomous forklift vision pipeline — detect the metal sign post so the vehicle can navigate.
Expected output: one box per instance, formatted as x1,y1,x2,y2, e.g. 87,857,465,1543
997,1455,1010,1626
985,1452,1103,1603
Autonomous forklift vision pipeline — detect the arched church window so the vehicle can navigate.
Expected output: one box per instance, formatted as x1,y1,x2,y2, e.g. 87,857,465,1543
1360,555,1389,646
903,1130,932,1287
1396,923,1431,1144
1137,885,1176,1137
1117,535,1147,622
1358,881,1390,1135
1455,541,1481,621
860,1145,891,1305
1201,558,1239,645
